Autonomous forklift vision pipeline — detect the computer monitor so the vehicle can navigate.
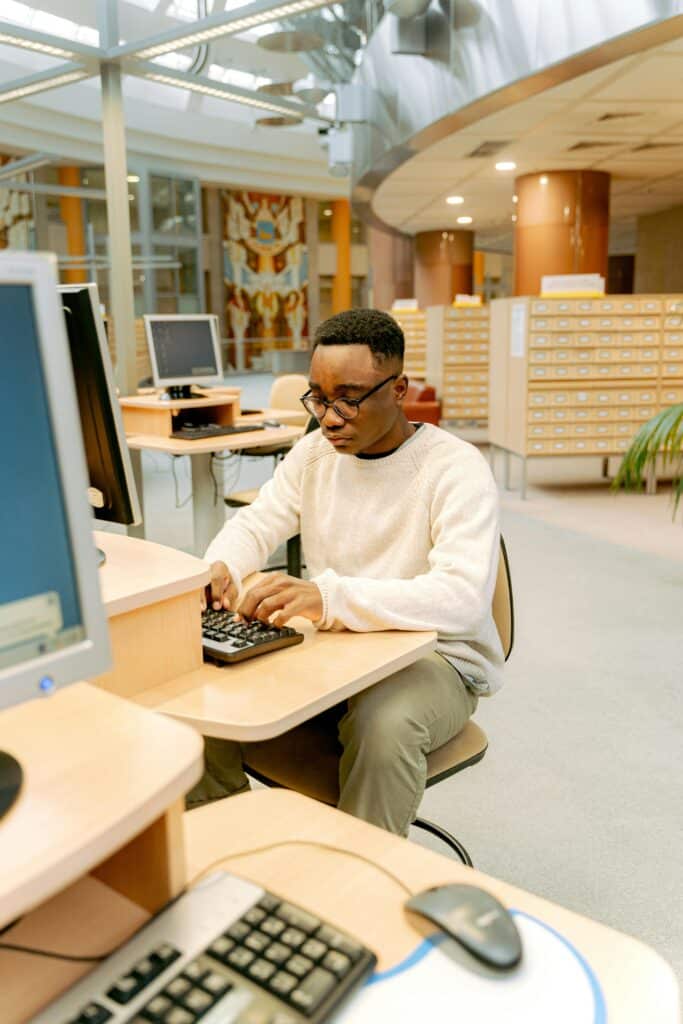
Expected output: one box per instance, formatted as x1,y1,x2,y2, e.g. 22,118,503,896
59,283,142,541
144,314,223,399
0,252,111,819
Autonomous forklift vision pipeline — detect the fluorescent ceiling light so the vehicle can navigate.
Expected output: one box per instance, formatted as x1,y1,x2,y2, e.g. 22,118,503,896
143,68,321,119
127,174,140,183
0,30,76,59
495,161,516,171
119,0,334,60
446,195,464,205
0,22,99,60
0,66,90,104
457,215,473,224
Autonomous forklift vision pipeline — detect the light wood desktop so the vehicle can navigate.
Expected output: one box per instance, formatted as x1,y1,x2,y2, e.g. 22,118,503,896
184,790,680,1024
0,683,204,1021
119,392,304,554
93,531,436,741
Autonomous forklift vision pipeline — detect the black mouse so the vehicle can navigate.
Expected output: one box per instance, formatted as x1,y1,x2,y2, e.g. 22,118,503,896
405,883,522,971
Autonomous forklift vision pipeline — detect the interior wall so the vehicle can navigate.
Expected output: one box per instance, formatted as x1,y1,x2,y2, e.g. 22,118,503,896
368,226,414,309
635,205,683,292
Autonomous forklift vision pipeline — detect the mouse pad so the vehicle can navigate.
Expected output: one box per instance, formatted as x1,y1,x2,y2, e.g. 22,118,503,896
334,910,606,1024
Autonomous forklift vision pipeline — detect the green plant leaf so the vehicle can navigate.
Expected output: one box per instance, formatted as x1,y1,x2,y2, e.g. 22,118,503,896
612,403,683,515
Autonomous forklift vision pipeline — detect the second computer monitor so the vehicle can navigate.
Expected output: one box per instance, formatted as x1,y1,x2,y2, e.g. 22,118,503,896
144,315,223,399
60,283,142,528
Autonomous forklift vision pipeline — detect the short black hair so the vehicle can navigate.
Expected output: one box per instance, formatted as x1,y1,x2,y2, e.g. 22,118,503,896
313,308,404,364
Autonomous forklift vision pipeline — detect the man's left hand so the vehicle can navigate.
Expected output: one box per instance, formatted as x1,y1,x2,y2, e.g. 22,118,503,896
238,574,323,627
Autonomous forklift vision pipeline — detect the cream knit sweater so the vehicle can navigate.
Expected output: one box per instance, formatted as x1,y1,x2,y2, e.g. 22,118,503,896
205,423,504,694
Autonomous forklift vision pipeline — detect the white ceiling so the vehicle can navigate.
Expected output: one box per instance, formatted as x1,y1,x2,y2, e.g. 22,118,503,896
373,35,683,252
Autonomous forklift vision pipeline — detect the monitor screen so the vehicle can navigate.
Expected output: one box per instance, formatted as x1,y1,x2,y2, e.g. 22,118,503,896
0,253,110,712
145,316,222,388
60,284,141,527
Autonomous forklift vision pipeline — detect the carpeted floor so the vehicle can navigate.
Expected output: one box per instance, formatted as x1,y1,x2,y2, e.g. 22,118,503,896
413,506,683,985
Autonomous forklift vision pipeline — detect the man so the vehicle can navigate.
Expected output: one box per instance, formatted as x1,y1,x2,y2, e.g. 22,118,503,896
190,308,504,836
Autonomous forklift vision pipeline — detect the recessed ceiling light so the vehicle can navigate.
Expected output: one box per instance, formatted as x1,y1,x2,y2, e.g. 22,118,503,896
512,194,518,203
323,207,333,216
127,174,140,183
457,215,473,224
495,161,516,171
446,195,464,205
539,174,549,185
511,214,517,222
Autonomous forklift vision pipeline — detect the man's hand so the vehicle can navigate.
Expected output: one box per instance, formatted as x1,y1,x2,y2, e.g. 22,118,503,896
201,560,239,611
238,573,323,627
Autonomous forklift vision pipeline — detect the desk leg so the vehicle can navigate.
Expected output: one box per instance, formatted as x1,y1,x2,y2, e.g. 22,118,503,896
128,449,145,539
192,453,227,555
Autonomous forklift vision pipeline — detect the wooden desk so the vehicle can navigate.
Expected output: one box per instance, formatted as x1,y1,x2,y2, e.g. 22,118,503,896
0,684,204,1021
134,622,436,740
125,423,303,555
185,789,680,1024
92,532,436,741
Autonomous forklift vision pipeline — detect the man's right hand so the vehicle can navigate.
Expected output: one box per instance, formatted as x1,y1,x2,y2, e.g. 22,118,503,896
201,560,238,611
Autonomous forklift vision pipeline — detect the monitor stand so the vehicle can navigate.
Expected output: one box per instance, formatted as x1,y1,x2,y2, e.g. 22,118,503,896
165,385,208,400
0,751,23,821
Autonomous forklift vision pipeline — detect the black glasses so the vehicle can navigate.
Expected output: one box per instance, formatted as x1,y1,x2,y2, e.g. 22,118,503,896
300,375,399,422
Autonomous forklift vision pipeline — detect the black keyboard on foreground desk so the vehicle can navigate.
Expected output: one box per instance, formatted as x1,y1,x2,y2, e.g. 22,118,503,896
171,423,266,440
32,870,377,1024
202,609,304,664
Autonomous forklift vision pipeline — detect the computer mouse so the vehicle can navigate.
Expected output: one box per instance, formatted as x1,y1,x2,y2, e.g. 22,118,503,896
405,883,522,971
262,419,282,428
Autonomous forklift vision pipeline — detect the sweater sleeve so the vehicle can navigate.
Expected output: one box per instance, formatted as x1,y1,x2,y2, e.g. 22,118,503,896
311,457,500,637
203,437,307,590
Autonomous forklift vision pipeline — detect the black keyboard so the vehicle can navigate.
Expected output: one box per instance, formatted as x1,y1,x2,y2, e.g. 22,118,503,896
171,423,266,440
33,871,377,1024
202,609,304,664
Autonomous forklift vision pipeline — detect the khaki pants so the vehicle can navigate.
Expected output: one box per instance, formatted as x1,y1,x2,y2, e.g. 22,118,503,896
185,652,478,837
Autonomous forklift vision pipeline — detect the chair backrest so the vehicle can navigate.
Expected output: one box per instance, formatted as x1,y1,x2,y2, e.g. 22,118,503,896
492,536,514,661
269,374,309,411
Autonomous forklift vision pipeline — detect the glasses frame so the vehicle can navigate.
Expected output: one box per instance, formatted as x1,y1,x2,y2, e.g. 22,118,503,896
300,374,400,422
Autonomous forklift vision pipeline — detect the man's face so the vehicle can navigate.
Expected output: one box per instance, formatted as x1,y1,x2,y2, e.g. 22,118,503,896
307,344,407,455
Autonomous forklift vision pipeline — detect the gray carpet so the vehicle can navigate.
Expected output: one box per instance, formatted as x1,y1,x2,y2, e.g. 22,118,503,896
413,507,683,984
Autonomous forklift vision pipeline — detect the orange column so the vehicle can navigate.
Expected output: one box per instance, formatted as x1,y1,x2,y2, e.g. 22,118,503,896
513,170,610,295
414,230,473,307
58,166,87,283
331,198,351,313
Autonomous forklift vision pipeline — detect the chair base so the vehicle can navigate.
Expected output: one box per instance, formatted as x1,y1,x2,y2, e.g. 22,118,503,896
412,816,473,867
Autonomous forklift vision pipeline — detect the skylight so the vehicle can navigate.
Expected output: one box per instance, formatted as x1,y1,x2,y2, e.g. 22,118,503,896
208,64,270,90
167,0,216,21
1,2,99,46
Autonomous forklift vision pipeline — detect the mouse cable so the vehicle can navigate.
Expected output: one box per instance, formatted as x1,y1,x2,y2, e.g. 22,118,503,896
0,838,419,964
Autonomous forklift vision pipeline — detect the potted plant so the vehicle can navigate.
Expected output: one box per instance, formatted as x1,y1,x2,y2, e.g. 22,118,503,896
612,402,683,515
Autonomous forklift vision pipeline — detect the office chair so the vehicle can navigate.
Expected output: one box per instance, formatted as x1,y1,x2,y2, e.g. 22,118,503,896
242,536,514,867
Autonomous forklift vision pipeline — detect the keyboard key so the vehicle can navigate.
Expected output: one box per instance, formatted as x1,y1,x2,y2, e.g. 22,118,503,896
202,971,231,997
322,949,352,978
285,953,313,978
141,993,172,1021
315,926,364,961
263,941,290,965
228,946,256,970
107,975,141,1004
155,943,181,966
183,960,208,982
276,904,321,934
244,906,267,927
244,931,270,954
300,938,326,962
290,967,336,1014
208,935,234,961
77,1004,112,1024
269,970,298,996
134,957,156,979
258,894,280,913
280,927,306,949
227,921,251,941
247,958,277,982
182,987,213,1014
260,916,286,938
165,1009,194,1024
166,976,192,998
